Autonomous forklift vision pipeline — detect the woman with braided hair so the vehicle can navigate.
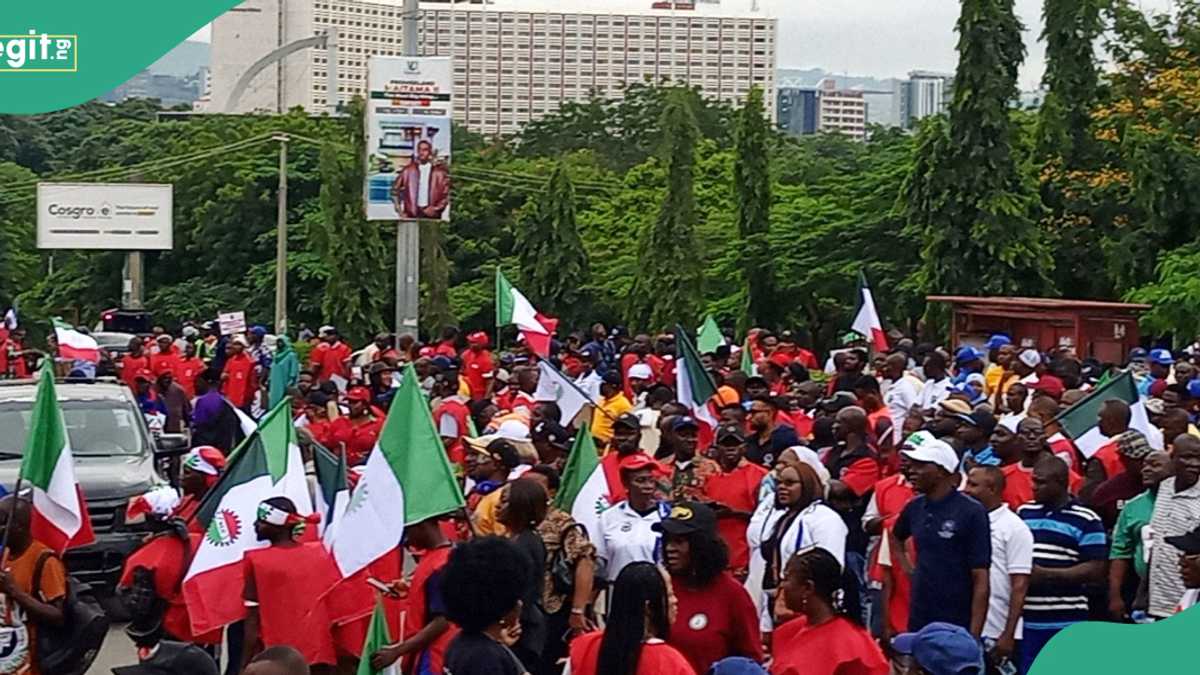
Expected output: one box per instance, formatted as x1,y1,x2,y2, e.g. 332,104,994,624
770,547,887,675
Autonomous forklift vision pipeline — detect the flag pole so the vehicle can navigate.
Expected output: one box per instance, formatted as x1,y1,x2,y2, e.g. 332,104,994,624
0,474,25,566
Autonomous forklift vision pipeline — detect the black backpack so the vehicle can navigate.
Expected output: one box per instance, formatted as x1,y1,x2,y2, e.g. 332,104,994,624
33,550,110,675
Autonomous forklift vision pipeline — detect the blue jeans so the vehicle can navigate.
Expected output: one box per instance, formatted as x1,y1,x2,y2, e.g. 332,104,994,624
1019,625,1067,675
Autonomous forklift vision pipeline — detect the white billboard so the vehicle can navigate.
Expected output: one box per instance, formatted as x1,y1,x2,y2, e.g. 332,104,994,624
364,56,453,222
36,182,173,250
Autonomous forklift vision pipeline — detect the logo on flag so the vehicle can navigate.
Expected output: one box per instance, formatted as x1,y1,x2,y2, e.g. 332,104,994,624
593,495,610,515
205,509,242,547
347,480,369,515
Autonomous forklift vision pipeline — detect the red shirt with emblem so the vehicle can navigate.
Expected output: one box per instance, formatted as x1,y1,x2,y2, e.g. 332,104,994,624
460,348,495,401
221,352,257,408
702,460,768,575
771,616,888,675
174,356,206,399
121,352,153,390
1002,461,1084,509
667,572,762,674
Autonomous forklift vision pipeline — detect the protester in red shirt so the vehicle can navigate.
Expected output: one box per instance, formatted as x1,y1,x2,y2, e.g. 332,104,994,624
221,336,257,411
863,449,918,642
150,334,181,377
173,341,205,399
567,562,694,675
771,548,888,675
1002,417,1082,508
121,336,153,391
327,386,385,466
433,326,459,358
309,325,352,384
460,331,495,401
657,503,762,674
703,434,768,581
174,446,227,528
771,330,819,370
825,406,882,498
369,517,458,675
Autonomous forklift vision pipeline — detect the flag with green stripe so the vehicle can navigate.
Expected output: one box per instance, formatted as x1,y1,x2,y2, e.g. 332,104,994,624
1054,370,1163,457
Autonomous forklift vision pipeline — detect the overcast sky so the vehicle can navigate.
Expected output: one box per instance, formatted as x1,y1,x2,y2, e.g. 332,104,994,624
189,0,1175,88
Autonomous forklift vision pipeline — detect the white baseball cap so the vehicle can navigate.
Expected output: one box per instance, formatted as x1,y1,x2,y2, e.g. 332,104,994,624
901,438,959,474
627,363,654,380
1018,349,1041,369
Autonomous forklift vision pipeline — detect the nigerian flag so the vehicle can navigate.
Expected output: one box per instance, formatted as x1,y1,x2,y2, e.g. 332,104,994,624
356,599,397,675
676,324,719,444
554,423,609,542
313,442,350,547
696,315,726,354
182,398,312,634
331,364,465,578
20,365,95,553
1055,369,1162,457
740,337,758,375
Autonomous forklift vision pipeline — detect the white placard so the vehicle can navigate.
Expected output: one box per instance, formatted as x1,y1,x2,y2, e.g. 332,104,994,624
218,311,246,336
37,182,173,250
364,56,453,222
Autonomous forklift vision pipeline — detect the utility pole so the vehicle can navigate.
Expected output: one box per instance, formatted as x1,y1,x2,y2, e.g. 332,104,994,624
123,252,144,309
274,134,289,335
395,0,421,338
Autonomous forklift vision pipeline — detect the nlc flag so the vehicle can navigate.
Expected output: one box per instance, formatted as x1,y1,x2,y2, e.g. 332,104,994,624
676,324,719,449
553,423,609,542
19,365,94,553
183,398,312,634
52,318,100,364
330,364,465,578
851,272,888,352
496,269,558,358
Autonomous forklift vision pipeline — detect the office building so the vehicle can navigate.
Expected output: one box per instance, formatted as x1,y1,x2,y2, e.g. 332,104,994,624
206,0,778,135
776,78,867,140
899,70,952,128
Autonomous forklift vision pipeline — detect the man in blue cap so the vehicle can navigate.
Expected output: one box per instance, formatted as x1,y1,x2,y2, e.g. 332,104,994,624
952,346,985,386
1138,348,1174,398
891,622,985,675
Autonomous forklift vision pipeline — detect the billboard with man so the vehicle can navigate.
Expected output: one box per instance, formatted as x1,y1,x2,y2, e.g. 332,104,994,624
364,56,453,221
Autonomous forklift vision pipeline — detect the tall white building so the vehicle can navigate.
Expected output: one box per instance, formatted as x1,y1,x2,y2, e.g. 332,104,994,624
207,0,777,135
899,70,953,128
815,79,867,140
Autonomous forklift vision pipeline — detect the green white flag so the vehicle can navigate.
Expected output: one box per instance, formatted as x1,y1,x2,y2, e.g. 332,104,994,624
553,423,609,541
356,599,397,675
331,364,466,577
696,315,725,354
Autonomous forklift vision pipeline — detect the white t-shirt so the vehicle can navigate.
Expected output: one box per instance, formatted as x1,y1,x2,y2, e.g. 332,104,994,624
417,162,432,207
594,500,666,581
983,504,1034,640
883,375,921,442
917,376,953,412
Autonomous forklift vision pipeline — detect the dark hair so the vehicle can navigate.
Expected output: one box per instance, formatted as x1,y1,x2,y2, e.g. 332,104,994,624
972,465,1007,493
646,384,675,406
250,645,309,675
318,380,339,396
528,464,561,491
924,351,947,370
787,363,810,383
811,416,837,448
852,375,880,395
677,530,729,587
536,401,563,422
501,478,548,530
441,537,531,632
787,547,863,626
1166,383,1192,401
305,391,329,407
751,394,778,409
599,562,671,675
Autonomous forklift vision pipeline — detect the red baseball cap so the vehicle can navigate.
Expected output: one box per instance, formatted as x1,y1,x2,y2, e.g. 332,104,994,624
346,386,372,403
467,331,489,347
134,368,155,382
618,454,661,474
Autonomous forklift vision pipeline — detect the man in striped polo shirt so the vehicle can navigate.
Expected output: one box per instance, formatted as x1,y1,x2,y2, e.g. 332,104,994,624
1017,456,1106,672
1147,434,1200,618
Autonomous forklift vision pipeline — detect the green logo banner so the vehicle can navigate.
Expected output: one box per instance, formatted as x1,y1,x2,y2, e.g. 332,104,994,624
0,1,239,113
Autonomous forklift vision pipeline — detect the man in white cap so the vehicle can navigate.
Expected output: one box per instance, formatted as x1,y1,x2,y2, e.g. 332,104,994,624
892,438,992,637
626,362,655,408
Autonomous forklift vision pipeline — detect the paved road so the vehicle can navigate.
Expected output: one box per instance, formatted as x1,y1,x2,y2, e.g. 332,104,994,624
87,624,137,674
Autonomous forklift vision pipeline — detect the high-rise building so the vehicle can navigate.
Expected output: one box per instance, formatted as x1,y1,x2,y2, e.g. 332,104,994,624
898,70,952,128
205,0,777,135
776,78,867,140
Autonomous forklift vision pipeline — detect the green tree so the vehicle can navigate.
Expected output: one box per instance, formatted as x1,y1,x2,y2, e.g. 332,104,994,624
516,163,591,325
626,88,704,330
1037,0,1103,164
732,88,774,332
902,0,1052,307
313,100,392,342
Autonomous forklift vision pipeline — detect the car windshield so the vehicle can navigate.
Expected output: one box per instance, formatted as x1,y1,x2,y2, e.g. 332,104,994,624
0,399,146,457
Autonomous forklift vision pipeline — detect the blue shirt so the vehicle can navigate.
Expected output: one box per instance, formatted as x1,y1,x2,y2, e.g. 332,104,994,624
1018,500,1107,629
894,489,992,631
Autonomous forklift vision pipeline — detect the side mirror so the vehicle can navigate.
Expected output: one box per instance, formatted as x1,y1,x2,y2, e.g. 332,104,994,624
155,434,189,458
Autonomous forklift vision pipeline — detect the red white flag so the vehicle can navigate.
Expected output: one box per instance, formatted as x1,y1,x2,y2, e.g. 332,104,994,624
852,272,888,352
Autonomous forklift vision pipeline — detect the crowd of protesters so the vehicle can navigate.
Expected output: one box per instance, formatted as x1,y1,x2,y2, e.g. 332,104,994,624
6,316,1200,675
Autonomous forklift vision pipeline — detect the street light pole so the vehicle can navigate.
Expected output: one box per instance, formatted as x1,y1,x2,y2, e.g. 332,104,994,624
274,134,289,335
395,0,421,339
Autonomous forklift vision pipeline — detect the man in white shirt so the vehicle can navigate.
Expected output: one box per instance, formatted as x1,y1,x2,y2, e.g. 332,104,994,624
882,352,922,443
964,465,1033,670
916,351,953,413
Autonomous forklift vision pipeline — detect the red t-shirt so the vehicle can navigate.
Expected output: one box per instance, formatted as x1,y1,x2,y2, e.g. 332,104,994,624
771,616,888,675
244,543,341,666
221,352,257,408
668,573,762,674
460,348,495,401
121,352,153,390
327,416,385,466
702,461,768,574
1090,442,1124,483
568,631,696,675
621,353,665,400
118,533,221,645
838,457,882,498
174,356,205,398
1001,461,1084,509
866,474,916,635
150,349,181,378
433,397,471,466
320,340,352,382
404,546,458,674
434,341,458,358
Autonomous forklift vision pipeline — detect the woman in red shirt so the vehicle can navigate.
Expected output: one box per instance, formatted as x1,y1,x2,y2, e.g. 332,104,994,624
328,386,386,466
568,562,695,675
771,548,888,675
656,502,763,674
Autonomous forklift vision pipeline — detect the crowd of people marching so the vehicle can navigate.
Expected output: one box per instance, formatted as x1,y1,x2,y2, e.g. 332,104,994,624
5,317,1200,675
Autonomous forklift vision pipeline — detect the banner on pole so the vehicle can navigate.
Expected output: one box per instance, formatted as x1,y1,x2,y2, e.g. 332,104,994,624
364,56,453,222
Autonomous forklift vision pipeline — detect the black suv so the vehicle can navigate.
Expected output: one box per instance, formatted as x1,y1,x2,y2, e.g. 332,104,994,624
0,379,182,595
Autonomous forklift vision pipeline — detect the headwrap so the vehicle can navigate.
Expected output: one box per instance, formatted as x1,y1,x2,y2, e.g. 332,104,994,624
256,501,321,537
1115,430,1153,460
125,486,182,524
183,446,227,477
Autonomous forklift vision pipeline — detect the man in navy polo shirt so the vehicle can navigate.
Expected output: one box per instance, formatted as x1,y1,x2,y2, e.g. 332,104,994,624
1017,456,1106,672
893,439,992,636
